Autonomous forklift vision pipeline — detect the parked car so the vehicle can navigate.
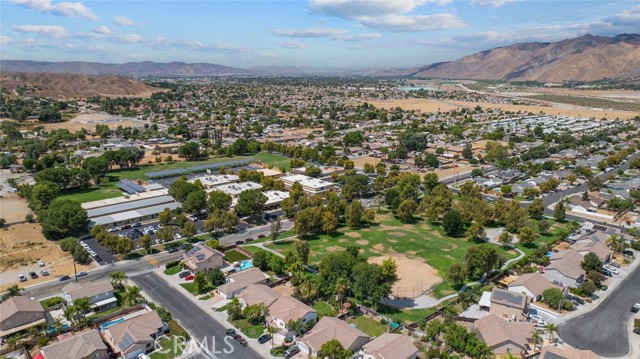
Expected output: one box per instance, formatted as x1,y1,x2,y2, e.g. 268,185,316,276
37,260,45,267
634,328,640,335
226,329,237,337
108,227,119,233
59,275,71,281
179,271,191,279
631,303,640,313
622,250,635,257
18,274,27,282
284,346,300,359
29,272,38,279
167,247,179,253
132,222,142,227
76,271,88,278
604,266,619,275
602,268,613,277
608,261,621,268
235,240,244,245
245,237,254,242
40,270,49,276
257,334,271,344
570,296,585,305
529,314,546,326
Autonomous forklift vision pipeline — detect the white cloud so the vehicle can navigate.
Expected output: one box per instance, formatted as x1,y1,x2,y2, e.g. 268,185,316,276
94,25,111,35
113,15,141,26
0,35,14,44
12,25,68,39
272,27,382,41
9,0,97,20
309,0,449,18
280,40,306,49
116,34,144,43
469,0,517,8
308,0,464,32
359,13,465,32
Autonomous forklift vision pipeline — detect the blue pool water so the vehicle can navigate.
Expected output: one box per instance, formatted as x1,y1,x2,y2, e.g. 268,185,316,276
239,260,254,271
100,317,125,331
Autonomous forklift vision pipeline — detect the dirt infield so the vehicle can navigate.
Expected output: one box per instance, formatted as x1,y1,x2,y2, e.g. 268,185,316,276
0,223,93,291
369,254,441,299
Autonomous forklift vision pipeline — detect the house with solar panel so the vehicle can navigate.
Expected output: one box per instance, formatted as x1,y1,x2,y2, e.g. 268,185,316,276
488,287,530,321
102,311,168,359
182,244,224,274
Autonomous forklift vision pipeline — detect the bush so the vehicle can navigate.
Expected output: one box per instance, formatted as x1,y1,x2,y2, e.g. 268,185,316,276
631,241,640,251
168,319,189,339
165,260,180,269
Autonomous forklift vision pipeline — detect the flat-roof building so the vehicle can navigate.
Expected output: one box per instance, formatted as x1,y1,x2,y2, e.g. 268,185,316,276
86,195,180,228
215,181,263,197
264,190,290,208
189,174,239,189
281,174,337,195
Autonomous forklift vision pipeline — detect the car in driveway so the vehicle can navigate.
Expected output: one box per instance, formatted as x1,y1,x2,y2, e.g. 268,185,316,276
59,275,71,281
602,268,613,277
40,270,49,276
257,334,271,344
604,265,619,275
178,271,191,279
529,314,547,326
18,274,26,282
622,250,635,257
570,296,585,305
284,346,300,359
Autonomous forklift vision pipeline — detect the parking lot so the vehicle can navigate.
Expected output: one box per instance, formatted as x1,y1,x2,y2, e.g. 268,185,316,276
80,237,119,265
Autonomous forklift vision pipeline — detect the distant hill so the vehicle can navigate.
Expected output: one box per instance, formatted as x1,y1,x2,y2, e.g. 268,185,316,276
0,60,249,76
410,33,640,82
0,72,159,99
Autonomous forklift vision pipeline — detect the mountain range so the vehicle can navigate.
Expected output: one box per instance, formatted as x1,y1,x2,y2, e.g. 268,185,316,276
1,34,638,82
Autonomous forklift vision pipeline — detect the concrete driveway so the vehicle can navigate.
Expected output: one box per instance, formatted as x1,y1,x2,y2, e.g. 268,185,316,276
558,258,640,357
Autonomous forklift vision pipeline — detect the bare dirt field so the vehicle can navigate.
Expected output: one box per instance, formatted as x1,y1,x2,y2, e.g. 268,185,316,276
41,113,149,132
0,223,93,291
0,194,32,223
351,156,381,169
368,99,461,113
369,254,441,299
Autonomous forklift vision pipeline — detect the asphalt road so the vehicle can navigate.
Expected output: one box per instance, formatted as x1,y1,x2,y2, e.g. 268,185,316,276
18,251,181,300
558,261,640,357
131,272,262,359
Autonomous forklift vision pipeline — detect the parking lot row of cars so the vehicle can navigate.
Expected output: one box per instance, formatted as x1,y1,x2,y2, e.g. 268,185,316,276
79,240,103,262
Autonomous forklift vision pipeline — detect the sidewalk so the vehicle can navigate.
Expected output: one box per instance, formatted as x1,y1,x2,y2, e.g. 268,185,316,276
151,267,277,358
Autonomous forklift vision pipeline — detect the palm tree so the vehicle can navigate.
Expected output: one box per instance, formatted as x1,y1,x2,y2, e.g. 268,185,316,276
64,305,77,322
545,323,559,345
74,297,92,322
109,271,127,290
53,316,66,333
287,260,304,281
298,277,316,303
287,319,304,338
531,330,543,351
335,277,348,308
122,286,143,306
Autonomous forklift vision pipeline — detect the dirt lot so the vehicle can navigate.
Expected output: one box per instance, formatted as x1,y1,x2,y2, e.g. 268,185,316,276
367,99,461,113
369,254,441,299
41,113,149,132
0,194,32,223
351,156,381,169
0,223,93,291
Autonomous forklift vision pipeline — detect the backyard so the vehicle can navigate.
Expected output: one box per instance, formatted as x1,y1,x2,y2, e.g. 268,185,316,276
149,336,185,359
347,316,389,337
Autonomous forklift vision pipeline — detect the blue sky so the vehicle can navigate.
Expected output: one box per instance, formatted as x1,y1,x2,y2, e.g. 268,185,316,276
1,0,638,68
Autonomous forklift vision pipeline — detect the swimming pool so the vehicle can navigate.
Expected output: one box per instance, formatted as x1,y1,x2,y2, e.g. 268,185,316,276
100,317,125,331
239,260,254,271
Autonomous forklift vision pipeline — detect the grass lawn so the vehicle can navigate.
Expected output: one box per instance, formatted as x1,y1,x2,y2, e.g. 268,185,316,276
87,305,123,321
224,249,249,262
230,319,265,339
312,301,337,318
180,282,215,296
164,265,181,276
241,246,265,255
254,152,291,170
347,316,389,337
377,304,438,325
515,219,573,256
149,336,185,359
265,212,518,296
199,295,212,300
57,186,123,203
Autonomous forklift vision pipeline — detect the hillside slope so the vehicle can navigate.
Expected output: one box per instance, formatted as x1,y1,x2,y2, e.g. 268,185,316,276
411,34,640,82
0,72,160,99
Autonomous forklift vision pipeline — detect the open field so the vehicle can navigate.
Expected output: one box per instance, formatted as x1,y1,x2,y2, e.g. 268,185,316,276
0,193,32,223
524,94,640,112
369,254,440,299
40,113,150,132
253,152,291,170
0,223,93,291
367,99,462,113
350,156,381,170
264,212,518,296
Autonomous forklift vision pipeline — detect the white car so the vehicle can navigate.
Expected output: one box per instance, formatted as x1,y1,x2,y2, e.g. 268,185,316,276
605,266,619,275
529,314,546,326
37,260,45,267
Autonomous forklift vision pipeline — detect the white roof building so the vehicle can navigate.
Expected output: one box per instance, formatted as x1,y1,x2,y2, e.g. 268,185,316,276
189,174,239,188
281,174,337,195
215,181,263,197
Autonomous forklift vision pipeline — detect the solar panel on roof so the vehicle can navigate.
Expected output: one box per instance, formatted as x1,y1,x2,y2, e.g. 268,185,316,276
195,254,205,261
493,290,522,305
186,247,201,256
118,333,134,350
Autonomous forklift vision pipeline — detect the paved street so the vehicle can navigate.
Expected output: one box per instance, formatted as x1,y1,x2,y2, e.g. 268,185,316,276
558,260,640,357
131,272,262,359
17,251,181,299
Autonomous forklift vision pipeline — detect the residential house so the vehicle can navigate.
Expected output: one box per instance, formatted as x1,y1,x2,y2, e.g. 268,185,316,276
103,311,168,359
237,284,317,339
508,273,565,302
62,280,117,313
40,329,109,359
358,333,418,359
538,345,598,359
489,288,529,321
216,268,269,299
474,313,534,356
572,231,613,263
544,250,585,287
298,316,370,357
181,244,224,274
0,296,47,337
